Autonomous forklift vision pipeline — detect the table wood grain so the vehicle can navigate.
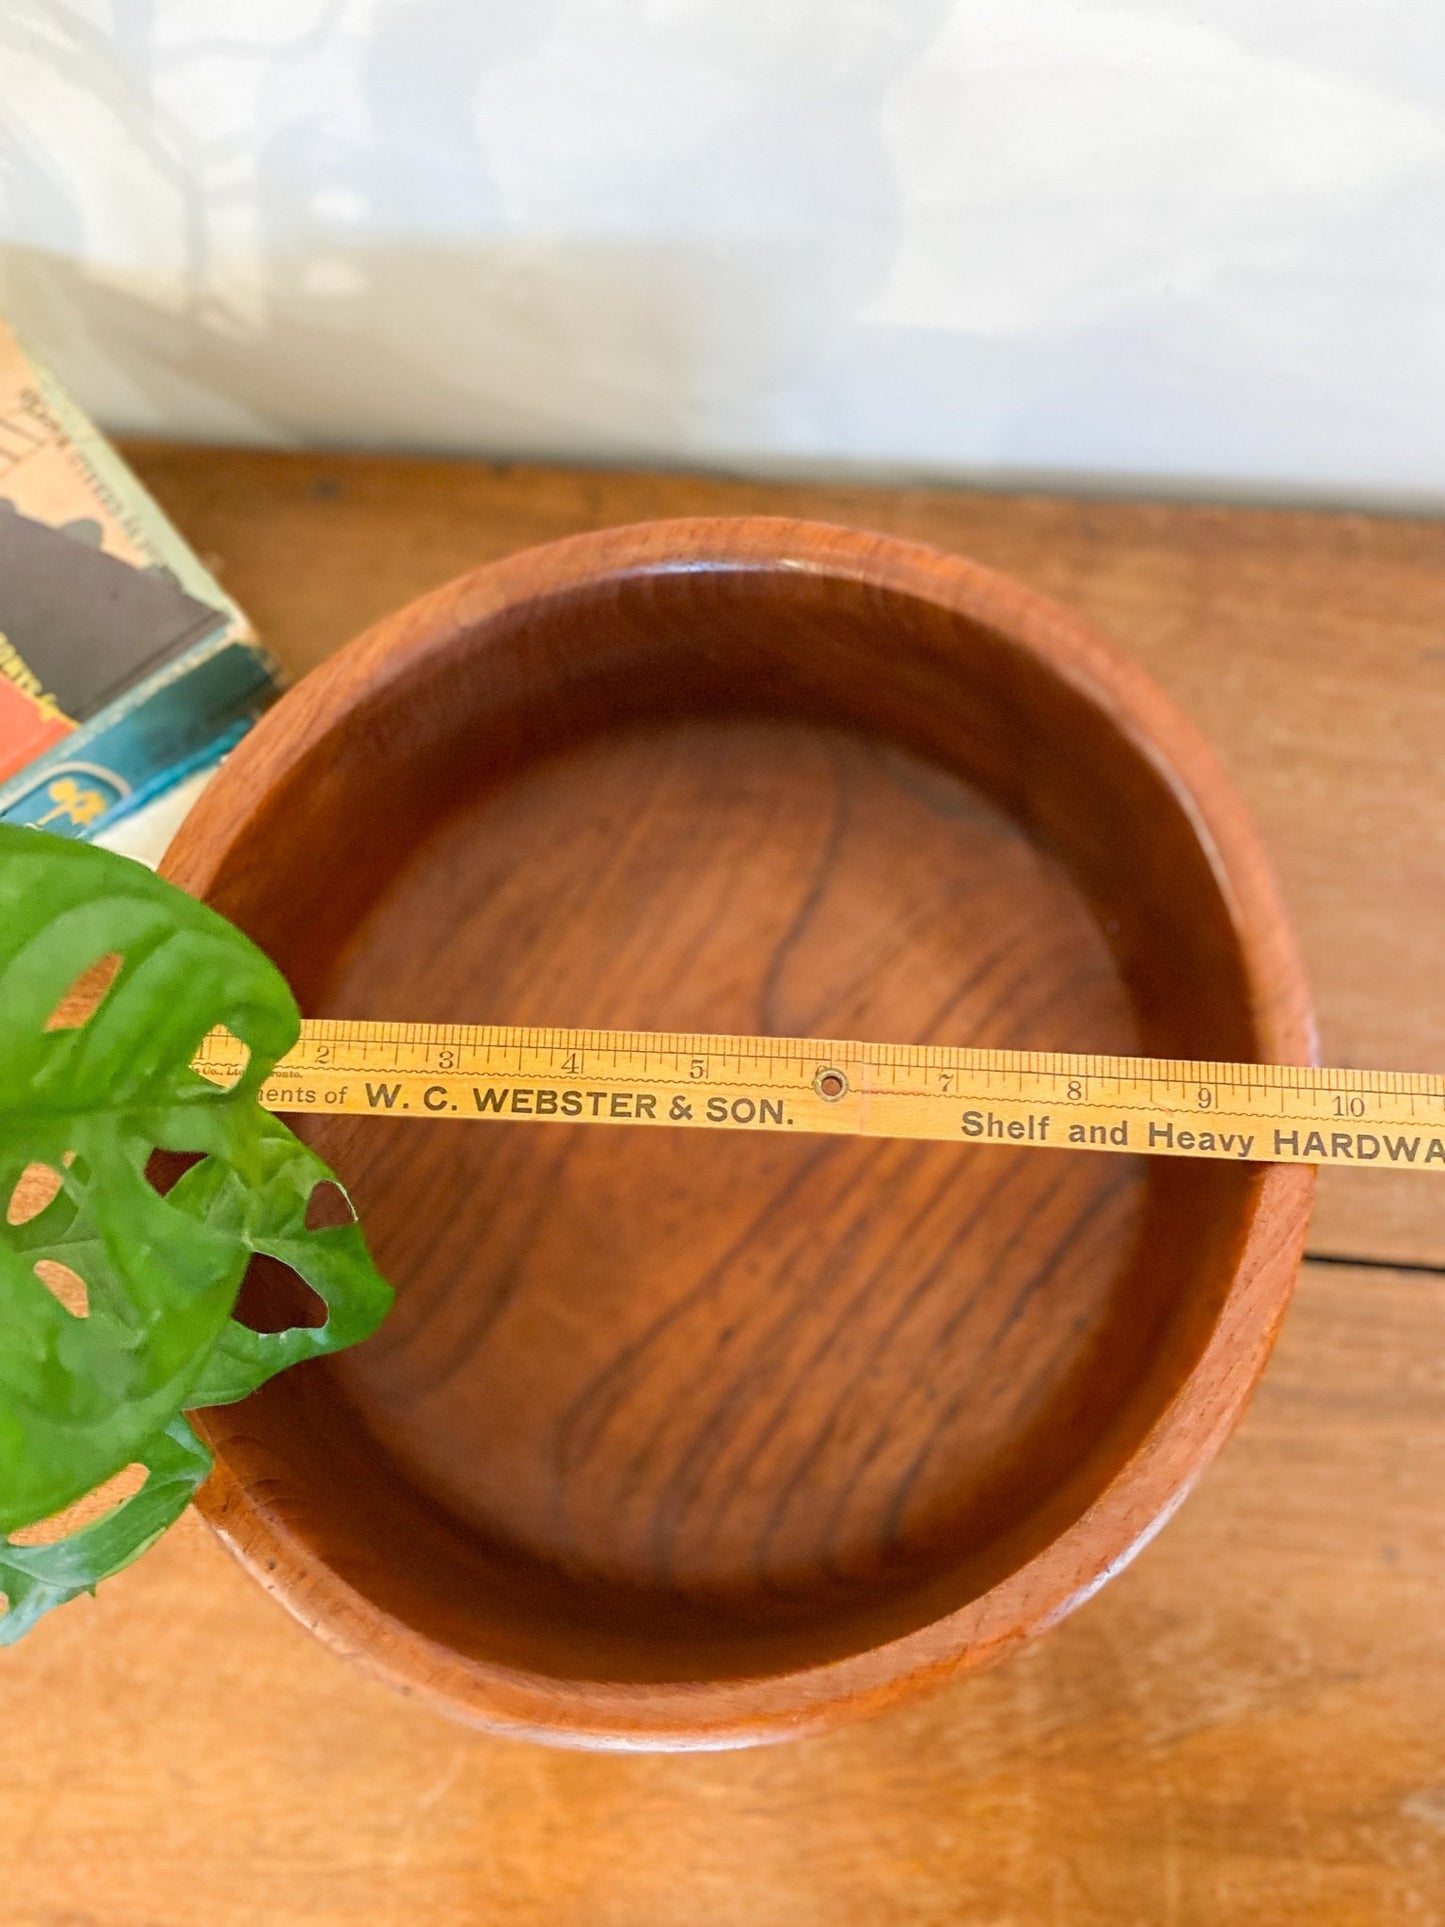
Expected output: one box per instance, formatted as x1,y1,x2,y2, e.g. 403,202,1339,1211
6,445,1443,1923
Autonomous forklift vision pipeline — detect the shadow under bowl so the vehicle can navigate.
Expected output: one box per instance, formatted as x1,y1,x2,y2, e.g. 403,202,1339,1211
162,518,1315,1749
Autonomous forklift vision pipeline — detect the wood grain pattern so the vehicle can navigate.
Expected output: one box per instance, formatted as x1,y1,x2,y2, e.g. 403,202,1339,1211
160,517,1312,1745
5,448,1441,1917
7,1257,1442,1923
320,721,1150,1612
123,441,1445,1265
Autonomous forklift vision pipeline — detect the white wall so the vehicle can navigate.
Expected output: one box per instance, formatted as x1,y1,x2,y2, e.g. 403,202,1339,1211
3,0,1443,503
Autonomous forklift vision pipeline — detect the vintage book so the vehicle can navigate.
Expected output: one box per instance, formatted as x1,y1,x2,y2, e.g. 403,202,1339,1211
0,318,280,848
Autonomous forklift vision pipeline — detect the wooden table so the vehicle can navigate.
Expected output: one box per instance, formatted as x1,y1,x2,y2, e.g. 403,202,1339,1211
8,447,1444,1924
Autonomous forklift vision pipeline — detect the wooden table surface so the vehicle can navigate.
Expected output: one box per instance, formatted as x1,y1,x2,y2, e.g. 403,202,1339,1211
8,446,1445,1924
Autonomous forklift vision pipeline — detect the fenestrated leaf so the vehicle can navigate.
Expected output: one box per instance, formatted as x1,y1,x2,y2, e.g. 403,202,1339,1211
0,1414,212,1645
0,825,392,1635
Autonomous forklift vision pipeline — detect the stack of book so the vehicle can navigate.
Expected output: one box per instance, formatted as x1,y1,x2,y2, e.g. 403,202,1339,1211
0,319,280,864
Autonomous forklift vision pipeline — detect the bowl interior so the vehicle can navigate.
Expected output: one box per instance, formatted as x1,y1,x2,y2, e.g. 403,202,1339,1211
198,545,1272,1688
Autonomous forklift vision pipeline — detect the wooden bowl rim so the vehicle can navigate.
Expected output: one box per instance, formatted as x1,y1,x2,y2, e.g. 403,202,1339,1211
165,516,1316,1749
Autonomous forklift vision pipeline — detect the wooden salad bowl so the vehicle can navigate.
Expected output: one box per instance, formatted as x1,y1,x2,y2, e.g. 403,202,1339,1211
162,519,1315,1749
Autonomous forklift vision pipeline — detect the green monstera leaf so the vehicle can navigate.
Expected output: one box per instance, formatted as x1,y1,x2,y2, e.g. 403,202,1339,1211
0,824,392,1643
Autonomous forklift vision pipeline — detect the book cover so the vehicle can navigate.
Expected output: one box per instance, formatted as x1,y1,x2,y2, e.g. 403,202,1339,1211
0,318,281,843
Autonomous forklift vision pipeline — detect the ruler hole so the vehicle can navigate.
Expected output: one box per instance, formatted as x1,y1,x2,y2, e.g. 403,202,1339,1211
814,1067,848,1102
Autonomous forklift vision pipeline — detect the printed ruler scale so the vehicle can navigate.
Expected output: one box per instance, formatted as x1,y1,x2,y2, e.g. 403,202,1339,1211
191,1021,1445,1174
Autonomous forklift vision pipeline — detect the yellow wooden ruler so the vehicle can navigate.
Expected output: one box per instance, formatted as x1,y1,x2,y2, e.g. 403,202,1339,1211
191,1021,1445,1173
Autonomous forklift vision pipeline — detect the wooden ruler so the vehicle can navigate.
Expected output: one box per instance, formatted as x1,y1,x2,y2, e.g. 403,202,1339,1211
191,1021,1445,1173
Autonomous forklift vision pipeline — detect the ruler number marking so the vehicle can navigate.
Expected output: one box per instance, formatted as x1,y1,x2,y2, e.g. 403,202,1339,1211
230,1019,1445,1172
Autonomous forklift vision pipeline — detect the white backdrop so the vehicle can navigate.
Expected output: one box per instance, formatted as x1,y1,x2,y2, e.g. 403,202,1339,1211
3,0,1443,502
